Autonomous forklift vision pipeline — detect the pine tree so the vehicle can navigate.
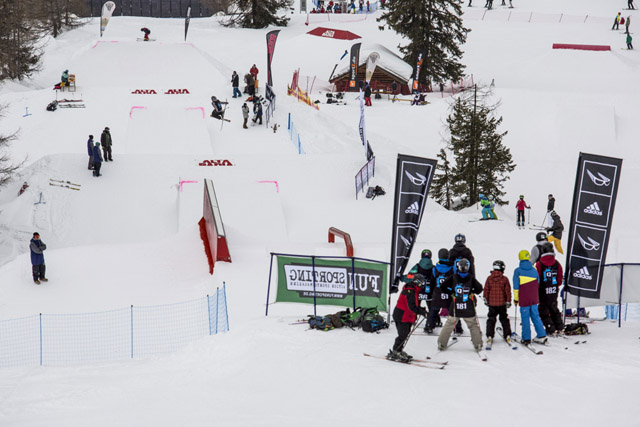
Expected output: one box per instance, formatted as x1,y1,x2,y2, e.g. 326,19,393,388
0,0,41,81
430,148,454,209
0,105,22,188
431,85,515,209
31,0,86,38
223,0,291,28
378,0,469,88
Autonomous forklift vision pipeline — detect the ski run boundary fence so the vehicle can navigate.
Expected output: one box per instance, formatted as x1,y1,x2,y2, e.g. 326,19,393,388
0,286,229,368
287,113,305,154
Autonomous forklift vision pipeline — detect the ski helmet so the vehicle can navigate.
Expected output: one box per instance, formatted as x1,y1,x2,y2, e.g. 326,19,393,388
421,249,432,259
438,248,449,260
488,195,494,201
412,273,426,286
479,194,485,199
518,250,531,261
492,260,505,272
519,195,524,199
456,258,470,274
536,232,548,242
551,210,559,218
454,233,466,244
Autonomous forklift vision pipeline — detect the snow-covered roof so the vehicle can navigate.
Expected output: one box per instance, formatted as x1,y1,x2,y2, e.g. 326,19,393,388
333,43,413,82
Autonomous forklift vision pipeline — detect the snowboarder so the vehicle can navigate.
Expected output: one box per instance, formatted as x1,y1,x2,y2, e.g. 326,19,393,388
536,251,564,335
92,141,103,177
101,127,113,161
401,249,436,333
210,96,227,120
252,100,263,125
483,260,513,345
515,194,530,228
546,194,555,228
546,211,564,254
530,231,554,265
388,274,428,362
87,135,95,170
612,12,622,30
241,103,250,129
512,250,547,345
437,258,484,351
141,27,151,41
364,83,372,106
426,248,453,333
627,33,634,49
30,232,48,285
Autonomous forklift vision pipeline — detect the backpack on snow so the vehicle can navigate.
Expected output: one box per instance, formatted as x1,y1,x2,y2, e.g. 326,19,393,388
564,322,589,335
325,309,350,328
46,100,58,111
341,308,364,328
360,307,389,333
308,315,334,331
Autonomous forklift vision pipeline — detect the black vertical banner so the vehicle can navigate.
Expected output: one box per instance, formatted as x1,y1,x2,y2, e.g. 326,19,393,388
184,6,191,41
389,154,437,288
348,43,361,91
565,152,622,299
266,30,280,88
411,49,426,92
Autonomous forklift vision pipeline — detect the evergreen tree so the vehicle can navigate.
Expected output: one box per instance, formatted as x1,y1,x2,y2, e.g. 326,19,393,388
31,0,86,38
0,0,41,81
378,0,469,88
223,0,291,28
431,148,454,209
431,85,515,209
0,105,22,188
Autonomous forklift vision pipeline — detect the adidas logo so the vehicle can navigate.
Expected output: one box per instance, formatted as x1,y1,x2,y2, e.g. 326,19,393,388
586,169,611,187
583,202,602,216
577,233,601,251
405,201,420,215
573,266,593,280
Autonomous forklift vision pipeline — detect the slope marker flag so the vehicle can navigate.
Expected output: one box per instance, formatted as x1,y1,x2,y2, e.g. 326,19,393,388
100,1,116,37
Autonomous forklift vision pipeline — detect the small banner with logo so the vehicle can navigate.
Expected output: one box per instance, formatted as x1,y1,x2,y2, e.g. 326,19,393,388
358,90,367,159
365,52,380,83
275,255,388,311
266,30,280,87
411,49,426,92
184,6,191,41
389,154,437,288
565,152,622,299
100,1,116,37
348,42,361,91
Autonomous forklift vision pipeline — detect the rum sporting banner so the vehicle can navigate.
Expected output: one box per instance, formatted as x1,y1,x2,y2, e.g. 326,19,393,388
390,154,437,288
100,1,116,37
184,6,191,41
565,152,622,299
266,30,280,87
411,49,426,92
275,255,388,311
348,43,361,91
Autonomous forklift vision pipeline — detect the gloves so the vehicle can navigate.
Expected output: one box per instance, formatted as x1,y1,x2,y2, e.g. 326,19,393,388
514,300,519,306
506,302,512,309
419,308,428,317
389,285,399,294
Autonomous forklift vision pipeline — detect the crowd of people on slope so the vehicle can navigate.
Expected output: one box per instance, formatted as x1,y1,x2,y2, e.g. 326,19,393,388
86,127,113,177
310,0,374,14
388,230,566,362
612,12,634,49
213,66,264,128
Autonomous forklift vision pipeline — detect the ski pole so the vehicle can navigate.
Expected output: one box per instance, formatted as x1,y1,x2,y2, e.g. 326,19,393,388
513,302,518,336
527,207,530,224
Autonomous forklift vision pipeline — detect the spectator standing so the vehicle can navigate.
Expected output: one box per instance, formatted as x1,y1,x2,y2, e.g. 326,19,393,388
101,127,113,161
627,33,634,49
232,71,241,98
515,194,530,229
250,64,259,81
364,82,372,106
87,135,95,170
252,101,263,125
242,103,250,129
546,194,555,228
612,12,621,30
30,232,48,284
93,142,103,177
546,211,564,254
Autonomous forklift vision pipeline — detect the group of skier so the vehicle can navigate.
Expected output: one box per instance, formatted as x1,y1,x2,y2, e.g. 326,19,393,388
388,229,565,362
86,127,113,177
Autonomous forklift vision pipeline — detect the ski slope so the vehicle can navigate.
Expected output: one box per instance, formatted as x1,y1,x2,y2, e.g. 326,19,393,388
0,0,639,425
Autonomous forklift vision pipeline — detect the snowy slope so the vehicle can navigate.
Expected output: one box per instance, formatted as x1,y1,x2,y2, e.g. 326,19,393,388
0,0,639,425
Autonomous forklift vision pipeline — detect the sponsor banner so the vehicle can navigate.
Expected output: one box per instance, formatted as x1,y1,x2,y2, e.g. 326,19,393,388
365,52,380,83
275,256,388,311
566,153,622,299
348,43,361,90
266,30,280,87
411,49,426,91
358,90,367,158
184,6,191,41
100,1,116,37
389,155,437,286
198,160,234,166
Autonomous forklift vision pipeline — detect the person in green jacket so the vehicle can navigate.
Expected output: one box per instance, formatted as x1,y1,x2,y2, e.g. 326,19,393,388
627,34,634,50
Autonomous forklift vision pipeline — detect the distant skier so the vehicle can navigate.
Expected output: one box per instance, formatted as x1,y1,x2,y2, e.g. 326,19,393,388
483,260,512,347
141,27,151,41
535,251,564,336
30,232,48,285
612,12,621,30
101,127,113,162
546,211,564,254
627,33,634,49
629,0,636,10
512,250,547,345
546,194,555,228
87,135,95,170
387,274,428,362
61,69,70,87
93,142,103,177
241,103,249,129
231,71,241,98
479,194,497,219
515,194,530,228
625,15,631,34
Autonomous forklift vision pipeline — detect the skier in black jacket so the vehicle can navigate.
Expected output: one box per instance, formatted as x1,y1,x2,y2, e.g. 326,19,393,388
427,248,454,333
546,211,564,254
388,274,428,362
449,233,476,277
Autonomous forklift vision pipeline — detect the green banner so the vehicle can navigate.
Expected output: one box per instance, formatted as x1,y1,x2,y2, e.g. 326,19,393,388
275,256,388,311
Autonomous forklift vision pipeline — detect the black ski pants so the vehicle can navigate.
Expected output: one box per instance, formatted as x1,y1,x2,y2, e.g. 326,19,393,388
102,146,112,161
517,210,525,224
486,305,512,338
426,302,441,329
32,264,46,281
538,300,564,334
93,162,102,177
392,310,413,352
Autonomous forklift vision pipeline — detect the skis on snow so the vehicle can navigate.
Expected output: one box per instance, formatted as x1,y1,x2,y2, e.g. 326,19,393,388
363,353,446,370
50,179,81,191
512,333,543,355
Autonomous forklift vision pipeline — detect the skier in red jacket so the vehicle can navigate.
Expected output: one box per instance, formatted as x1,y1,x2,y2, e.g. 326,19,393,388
515,194,530,229
388,274,428,362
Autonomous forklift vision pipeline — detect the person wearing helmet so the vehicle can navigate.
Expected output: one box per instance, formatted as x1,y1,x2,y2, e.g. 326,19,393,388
427,248,454,333
530,231,554,265
140,27,151,41
437,258,484,351
449,233,475,277
210,96,227,120
546,211,564,254
400,249,435,332
546,194,556,228
479,194,497,220
515,195,530,229
512,250,547,345
388,274,428,362
535,251,564,335
483,260,513,347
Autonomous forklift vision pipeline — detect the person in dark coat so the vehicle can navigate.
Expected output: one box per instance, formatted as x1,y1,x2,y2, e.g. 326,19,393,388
252,101,263,125
101,127,113,161
388,274,428,362
93,142,103,177
449,233,476,277
546,211,564,254
87,135,95,170
401,249,436,333
427,248,454,333
437,259,484,351
530,231,554,265
546,194,555,227
364,83,372,106
231,71,241,98
30,232,48,284
245,73,255,97
536,252,564,335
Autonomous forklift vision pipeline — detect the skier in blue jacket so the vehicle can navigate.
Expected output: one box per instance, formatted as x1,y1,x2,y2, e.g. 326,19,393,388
87,135,95,170
512,250,547,345
30,232,48,284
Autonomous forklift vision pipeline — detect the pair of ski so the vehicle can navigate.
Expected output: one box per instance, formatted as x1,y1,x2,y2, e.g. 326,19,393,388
363,353,447,370
511,332,544,355
433,336,488,361
49,179,81,191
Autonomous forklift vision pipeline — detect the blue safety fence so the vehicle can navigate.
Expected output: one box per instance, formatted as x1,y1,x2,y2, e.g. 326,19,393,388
287,113,305,154
0,286,229,367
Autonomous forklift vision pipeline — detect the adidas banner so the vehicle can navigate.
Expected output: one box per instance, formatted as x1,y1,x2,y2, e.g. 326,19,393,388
565,152,623,299
266,30,280,87
184,6,191,41
348,43,361,91
389,154,437,288
100,1,116,37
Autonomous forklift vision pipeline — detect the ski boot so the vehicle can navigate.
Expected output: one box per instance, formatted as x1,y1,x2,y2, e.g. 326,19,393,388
522,339,531,345
424,326,434,334
397,350,413,362
505,335,512,344
386,349,399,361
533,336,548,345
486,337,493,349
